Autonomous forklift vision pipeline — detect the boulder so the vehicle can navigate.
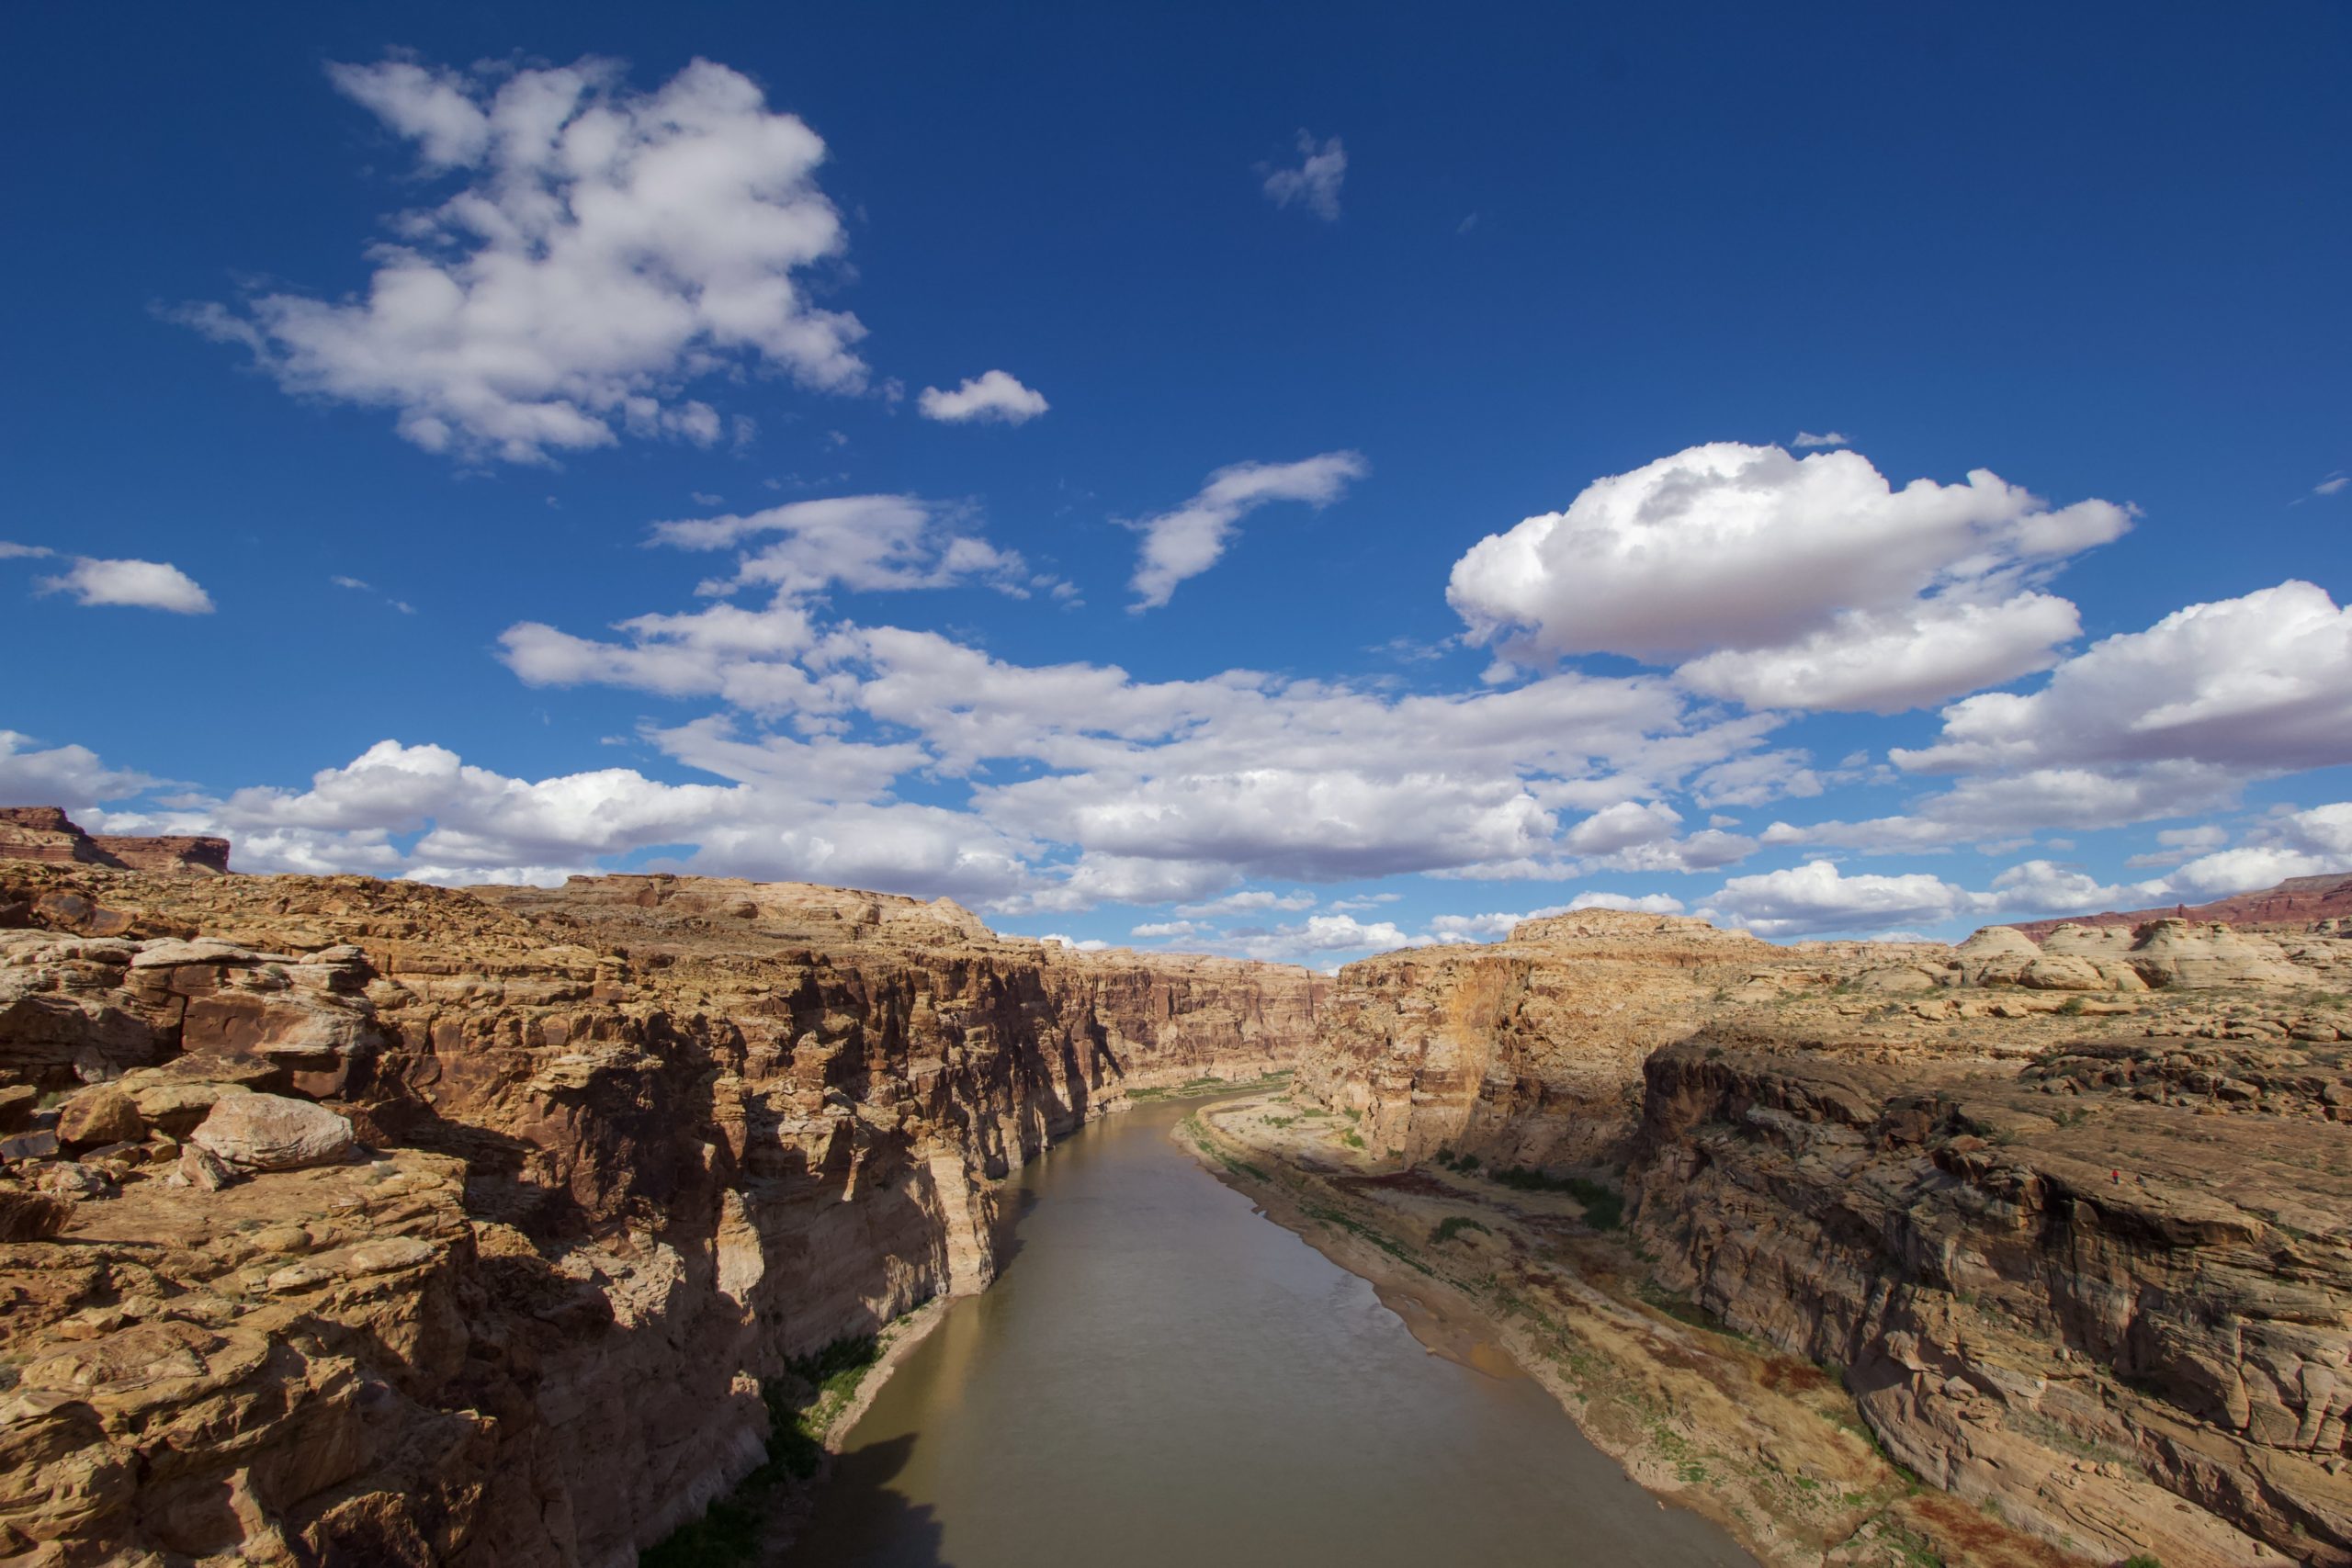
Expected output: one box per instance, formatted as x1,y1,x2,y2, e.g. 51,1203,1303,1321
0,1129,61,1162
1955,926,2040,986
0,1084,37,1133
55,1087,143,1149
2018,954,2106,992
0,1187,70,1240
114,1055,279,1135
2127,920,2306,988
188,1094,355,1172
37,1163,113,1202
175,1144,235,1191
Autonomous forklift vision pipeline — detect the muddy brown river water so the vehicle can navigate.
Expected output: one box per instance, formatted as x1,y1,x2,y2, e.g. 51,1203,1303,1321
786,1099,1757,1567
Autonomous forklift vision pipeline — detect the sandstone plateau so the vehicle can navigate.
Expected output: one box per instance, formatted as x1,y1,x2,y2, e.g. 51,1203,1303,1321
0,807,231,879
1204,902,2352,1567
0,851,1320,1565
2007,872,2352,941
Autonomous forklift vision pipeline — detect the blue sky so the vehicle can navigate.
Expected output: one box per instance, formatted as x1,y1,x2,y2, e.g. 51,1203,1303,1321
4,2,2347,963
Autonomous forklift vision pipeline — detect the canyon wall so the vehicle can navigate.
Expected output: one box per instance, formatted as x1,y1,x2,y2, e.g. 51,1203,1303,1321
1293,903,2352,1565
1297,908,1936,1167
0,806,232,876
0,861,1321,1567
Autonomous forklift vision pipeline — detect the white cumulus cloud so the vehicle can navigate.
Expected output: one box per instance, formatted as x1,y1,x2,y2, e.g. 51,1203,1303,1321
0,732,154,815
182,57,866,463
1896,580,2352,776
1228,913,1409,964
1699,858,1996,938
38,557,214,614
1447,442,2131,713
917,370,1048,424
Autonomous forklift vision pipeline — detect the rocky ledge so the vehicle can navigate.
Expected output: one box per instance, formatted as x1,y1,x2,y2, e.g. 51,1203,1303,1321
0,858,1321,1566
1258,898,2352,1566
0,807,231,878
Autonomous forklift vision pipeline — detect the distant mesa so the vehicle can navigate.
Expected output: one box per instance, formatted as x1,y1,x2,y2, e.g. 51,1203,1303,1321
0,805,231,875
2007,871,2352,940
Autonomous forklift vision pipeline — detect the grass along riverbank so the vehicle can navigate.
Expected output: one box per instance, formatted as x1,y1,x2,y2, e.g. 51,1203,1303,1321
1176,1090,2077,1568
638,1294,952,1567
1121,1068,1294,1104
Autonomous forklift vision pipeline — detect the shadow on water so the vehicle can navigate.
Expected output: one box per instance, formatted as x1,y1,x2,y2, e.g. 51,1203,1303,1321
800,1434,952,1568
786,1100,1757,1568
986,1183,1044,1275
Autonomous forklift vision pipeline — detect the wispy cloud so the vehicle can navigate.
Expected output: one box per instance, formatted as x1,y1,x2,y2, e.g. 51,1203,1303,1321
333,574,416,615
1261,131,1347,221
1128,451,1367,610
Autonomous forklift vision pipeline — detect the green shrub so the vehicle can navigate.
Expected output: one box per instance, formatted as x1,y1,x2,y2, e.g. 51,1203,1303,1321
1431,1215,1491,1245
1494,1168,1623,1229
638,1334,881,1565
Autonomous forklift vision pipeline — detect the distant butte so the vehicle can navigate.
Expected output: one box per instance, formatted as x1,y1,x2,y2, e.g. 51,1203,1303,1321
2007,870,2352,940
0,805,231,875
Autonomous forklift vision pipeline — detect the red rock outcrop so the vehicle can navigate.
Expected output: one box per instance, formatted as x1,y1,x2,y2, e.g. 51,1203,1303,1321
0,863,1320,1566
0,806,230,876
2010,872,2352,941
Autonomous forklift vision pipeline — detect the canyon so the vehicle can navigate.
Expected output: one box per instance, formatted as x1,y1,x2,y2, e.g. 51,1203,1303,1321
5,807,2351,1568
0,843,1318,1566
1208,906,2352,1567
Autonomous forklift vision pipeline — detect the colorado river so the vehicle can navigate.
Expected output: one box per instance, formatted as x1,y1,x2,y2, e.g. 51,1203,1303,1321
786,1099,1757,1567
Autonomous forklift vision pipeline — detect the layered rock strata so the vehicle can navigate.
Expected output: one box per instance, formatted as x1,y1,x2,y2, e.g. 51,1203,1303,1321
2009,871,2352,940
0,861,1320,1566
1287,906,2352,1565
0,806,231,876
1298,909,1941,1167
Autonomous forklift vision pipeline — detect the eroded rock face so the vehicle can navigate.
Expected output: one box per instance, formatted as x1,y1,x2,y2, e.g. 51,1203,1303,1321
1631,1038,2352,1567
1298,909,1909,1166
0,806,229,876
2009,871,2352,940
0,862,1322,1566
1290,904,2352,1566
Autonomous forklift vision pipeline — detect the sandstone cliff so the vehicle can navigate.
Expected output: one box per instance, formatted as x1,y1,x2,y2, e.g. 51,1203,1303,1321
0,806,231,877
1297,908,1938,1168
2009,871,2352,941
1283,908,2352,1565
0,861,1320,1566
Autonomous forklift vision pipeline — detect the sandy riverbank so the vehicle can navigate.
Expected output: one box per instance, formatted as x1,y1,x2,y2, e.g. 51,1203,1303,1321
1176,1089,2081,1568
